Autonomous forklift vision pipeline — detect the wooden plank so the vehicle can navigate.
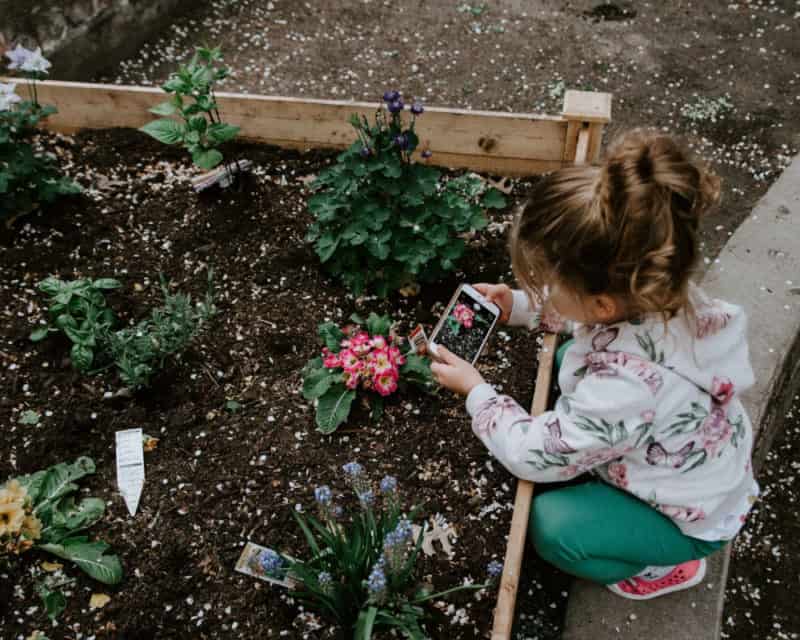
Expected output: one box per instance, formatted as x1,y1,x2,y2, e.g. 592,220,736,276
491,125,594,640
17,80,573,174
562,89,613,124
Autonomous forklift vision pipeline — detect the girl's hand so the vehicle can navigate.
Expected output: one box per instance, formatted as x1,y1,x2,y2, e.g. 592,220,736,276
429,345,485,396
473,283,513,324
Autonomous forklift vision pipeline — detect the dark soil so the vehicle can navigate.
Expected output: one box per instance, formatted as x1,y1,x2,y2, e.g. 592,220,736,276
723,391,800,640
0,128,570,639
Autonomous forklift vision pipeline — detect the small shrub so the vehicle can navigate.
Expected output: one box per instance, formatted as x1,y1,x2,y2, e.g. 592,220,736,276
302,313,432,433
31,271,216,389
140,46,240,171
260,463,495,638
30,277,121,372
1,457,122,585
1,46,81,225
107,273,217,389
307,89,507,296
680,95,734,123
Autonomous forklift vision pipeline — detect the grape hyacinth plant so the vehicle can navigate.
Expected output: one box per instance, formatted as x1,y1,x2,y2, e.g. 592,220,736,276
306,88,507,296
1,45,81,224
301,313,433,433
268,464,495,639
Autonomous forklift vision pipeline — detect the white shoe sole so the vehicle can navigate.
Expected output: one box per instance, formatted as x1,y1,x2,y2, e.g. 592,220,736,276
606,559,707,601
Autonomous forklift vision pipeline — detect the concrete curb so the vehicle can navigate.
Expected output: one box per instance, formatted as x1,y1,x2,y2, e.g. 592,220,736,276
559,152,800,640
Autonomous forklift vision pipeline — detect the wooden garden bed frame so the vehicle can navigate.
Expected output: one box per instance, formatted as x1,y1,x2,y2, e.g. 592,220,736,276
23,79,611,638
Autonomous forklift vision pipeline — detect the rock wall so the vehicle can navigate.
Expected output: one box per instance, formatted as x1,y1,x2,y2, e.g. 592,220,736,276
0,1,185,80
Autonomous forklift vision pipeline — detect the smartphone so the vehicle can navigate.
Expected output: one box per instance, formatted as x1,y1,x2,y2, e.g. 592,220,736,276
428,284,500,365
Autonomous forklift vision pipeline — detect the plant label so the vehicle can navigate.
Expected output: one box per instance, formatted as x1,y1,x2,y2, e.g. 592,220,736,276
191,159,253,192
235,542,297,589
408,324,428,355
115,428,145,517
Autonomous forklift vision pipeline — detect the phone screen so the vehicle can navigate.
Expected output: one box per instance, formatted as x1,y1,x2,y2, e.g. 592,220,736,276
433,289,497,364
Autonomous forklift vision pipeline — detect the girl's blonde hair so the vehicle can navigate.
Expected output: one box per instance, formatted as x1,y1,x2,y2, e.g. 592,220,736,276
510,129,720,318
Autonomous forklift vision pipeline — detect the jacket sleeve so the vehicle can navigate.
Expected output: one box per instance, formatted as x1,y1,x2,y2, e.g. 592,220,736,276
508,289,574,335
466,364,656,482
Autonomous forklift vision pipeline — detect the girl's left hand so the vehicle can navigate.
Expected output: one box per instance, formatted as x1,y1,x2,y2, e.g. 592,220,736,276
429,345,485,396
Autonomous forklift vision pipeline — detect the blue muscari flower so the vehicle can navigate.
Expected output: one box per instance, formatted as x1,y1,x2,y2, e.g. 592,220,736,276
421,149,432,159
411,102,424,115
379,476,397,493
394,133,408,149
314,485,332,505
342,461,363,478
260,549,286,577
359,145,371,158
383,89,400,102
318,571,333,586
367,563,387,594
357,489,375,507
388,99,404,114
487,560,504,578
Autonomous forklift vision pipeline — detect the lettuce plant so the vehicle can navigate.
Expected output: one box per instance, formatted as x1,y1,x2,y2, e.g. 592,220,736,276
307,89,507,296
140,46,240,171
302,313,432,433
260,463,493,638
1,46,81,225
1,457,122,585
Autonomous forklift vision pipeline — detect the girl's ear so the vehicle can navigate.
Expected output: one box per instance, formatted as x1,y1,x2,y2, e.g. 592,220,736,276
592,294,621,323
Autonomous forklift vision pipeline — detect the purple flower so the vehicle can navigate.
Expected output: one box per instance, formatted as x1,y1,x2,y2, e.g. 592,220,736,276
260,549,286,578
359,145,371,158
394,134,409,150
421,150,433,159
411,103,424,115
487,560,504,578
314,485,332,505
388,99,404,114
367,563,387,595
5,44,33,70
383,90,400,102
342,462,363,478
379,476,397,494
357,489,375,507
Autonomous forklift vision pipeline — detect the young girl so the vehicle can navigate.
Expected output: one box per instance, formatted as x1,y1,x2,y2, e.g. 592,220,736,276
430,130,758,600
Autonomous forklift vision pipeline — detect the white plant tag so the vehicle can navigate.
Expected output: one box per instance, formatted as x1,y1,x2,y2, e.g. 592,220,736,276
235,542,297,589
115,428,145,516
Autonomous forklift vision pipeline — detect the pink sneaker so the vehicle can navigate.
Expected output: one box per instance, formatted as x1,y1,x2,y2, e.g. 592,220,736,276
606,559,706,601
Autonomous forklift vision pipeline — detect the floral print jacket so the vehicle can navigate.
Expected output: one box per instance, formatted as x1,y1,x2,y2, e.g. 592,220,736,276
467,285,759,540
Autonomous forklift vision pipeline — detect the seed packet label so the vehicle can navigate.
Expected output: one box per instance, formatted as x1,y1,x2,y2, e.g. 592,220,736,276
408,324,428,355
115,428,145,517
235,542,296,589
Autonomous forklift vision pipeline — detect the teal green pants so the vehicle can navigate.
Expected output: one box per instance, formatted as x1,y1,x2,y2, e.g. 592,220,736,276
530,340,725,584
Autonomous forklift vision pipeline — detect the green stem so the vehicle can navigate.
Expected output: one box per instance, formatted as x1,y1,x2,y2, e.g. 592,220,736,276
412,581,490,603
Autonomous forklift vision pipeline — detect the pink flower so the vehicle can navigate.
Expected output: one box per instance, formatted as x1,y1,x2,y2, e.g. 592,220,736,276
371,335,388,350
339,349,359,370
710,376,734,406
343,369,361,389
453,303,475,328
322,348,341,369
349,332,373,356
640,409,656,423
370,348,394,375
387,345,405,366
374,371,399,396
607,461,629,488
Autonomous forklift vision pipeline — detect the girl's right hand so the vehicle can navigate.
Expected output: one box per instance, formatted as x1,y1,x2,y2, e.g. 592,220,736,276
473,283,514,324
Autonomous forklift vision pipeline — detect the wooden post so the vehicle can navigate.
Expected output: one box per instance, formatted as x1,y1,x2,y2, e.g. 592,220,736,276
490,89,611,640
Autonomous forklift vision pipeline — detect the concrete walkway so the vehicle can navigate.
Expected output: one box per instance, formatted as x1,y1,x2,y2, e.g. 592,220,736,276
560,153,800,640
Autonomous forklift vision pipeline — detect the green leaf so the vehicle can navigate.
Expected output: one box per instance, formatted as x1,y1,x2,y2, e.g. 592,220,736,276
481,188,507,209
355,607,378,640
192,148,223,170
225,399,243,413
92,278,121,290
318,323,344,352
70,343,94,371
28,457,96,512
400,354,433,387
139,119,186,145
315,384,356,434
148,100,178,116
207,122,240,145
38,585,66,621
30,326,50,342
303,364,337,400
365,313,392,337
19,409,41,425
370,396,384,423
316,233,341,263
38,277,63,296
40,537,123,585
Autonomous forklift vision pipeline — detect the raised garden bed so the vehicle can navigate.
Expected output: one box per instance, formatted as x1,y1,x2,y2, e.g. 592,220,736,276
1,81,609,638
